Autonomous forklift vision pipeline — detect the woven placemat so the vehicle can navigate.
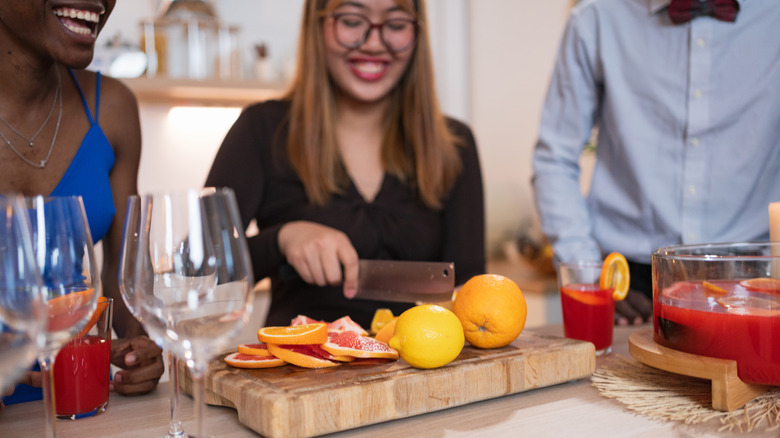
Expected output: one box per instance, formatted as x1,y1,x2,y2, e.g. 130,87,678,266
592,355,780,433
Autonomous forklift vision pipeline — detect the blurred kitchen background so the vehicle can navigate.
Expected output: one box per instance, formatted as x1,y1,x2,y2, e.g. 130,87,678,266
96,0,580,327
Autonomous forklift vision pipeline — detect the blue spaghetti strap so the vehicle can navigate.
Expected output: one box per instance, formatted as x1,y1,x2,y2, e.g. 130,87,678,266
67,69,101,126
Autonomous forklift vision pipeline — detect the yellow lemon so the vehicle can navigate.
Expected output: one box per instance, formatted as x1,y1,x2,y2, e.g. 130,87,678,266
388,304,464,369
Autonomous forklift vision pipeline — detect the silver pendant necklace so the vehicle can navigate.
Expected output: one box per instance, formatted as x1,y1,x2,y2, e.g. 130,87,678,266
0,69,60,148
0,68,62,168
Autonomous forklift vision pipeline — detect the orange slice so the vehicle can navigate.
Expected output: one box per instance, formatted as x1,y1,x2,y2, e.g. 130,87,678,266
374,317,398,344
47,288,98,332
702,281,728,296
560,286,612,306
73,296,109,339
739,278,780,294
716,296,780,316
237,343,271,356
370,309,394,335
600,253,630,301
257,323,328,345
266,343,341,368
321,331,399,360
224,352,286,369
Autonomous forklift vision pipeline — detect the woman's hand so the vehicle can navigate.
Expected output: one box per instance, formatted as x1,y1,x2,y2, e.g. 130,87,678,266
278,221,359,296
110,336,164,396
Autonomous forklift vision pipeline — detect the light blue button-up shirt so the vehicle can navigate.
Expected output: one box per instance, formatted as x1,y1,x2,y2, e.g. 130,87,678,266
532,0,780,264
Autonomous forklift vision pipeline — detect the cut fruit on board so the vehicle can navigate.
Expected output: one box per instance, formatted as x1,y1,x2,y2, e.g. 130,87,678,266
224,352,286,369
321,330,399,359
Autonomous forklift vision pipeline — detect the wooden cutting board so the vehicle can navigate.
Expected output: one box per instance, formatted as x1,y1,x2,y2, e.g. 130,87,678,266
179,330,595,438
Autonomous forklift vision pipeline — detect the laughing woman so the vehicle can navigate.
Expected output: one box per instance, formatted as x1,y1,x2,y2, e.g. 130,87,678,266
0,0,163,403
206,0,485,329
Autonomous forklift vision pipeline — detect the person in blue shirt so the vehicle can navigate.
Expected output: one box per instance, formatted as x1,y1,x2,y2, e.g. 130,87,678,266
532,0,780,325
0,0,163,403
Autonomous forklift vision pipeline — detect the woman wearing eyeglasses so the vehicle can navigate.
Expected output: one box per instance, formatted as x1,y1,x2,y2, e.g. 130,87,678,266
206,0,485,328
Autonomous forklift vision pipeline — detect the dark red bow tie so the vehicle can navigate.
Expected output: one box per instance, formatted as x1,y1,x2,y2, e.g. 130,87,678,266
667,0,740,24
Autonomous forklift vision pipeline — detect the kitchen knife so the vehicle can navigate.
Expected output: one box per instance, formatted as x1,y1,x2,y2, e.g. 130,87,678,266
350,259,455,303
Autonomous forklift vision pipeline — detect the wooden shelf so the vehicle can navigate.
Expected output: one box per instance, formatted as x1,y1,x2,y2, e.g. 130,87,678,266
121,77,287,107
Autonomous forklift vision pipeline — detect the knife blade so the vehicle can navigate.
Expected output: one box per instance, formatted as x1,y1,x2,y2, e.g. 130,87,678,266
350,259,455,303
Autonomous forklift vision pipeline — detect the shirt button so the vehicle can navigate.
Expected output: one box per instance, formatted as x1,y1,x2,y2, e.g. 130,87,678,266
690,138,700,147
687,233,697,242
696,38,706,47
688,185,697,195
693,89,703,99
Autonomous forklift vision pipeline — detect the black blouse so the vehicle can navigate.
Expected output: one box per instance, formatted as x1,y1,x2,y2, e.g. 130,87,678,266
205,100,485,328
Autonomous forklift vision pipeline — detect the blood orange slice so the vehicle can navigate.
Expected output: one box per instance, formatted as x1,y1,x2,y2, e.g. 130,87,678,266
321,330,399,359
237,343,271,356
266,343,341,368
257,323,328,345
224,352,286,369
328,316,369,336
739,278,780,294
290,315,323,326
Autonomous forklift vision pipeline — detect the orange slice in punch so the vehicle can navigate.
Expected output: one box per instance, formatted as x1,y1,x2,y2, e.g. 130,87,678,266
257,323,328,345
266,343,341,369
739,278,780,294
702,281,728,296
237,343,271,356
716,296,780,317
600,253,630,301
73,296,109,339
224,352,286,369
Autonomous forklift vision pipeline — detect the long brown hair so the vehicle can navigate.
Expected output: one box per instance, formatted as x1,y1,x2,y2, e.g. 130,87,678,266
285,0,462,209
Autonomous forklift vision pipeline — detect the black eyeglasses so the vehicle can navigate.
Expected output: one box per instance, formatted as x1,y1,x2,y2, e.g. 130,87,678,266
328,12,418,53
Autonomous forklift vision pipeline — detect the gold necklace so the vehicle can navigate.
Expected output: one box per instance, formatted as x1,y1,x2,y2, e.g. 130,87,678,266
0,68,62,168
0,70,60,148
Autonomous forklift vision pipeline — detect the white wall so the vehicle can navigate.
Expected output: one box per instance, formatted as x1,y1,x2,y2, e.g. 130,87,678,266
98,0,572,255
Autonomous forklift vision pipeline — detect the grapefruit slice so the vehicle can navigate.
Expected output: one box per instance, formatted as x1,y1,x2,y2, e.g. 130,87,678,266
328,315,368,336
237,343,271,356
321,330,399,359
600,252,630,301
739,278,780,294
257,323,328,345
290,315,323,326
224,352,286,369
266,343,341,368
716,296,780,316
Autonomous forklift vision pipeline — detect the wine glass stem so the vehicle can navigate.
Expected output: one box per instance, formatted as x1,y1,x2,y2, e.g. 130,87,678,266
189,361,207,438
167,353,185,437
38,353,57,438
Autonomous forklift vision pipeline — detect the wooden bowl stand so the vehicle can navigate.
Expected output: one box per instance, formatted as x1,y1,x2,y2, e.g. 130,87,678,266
628,329,770,411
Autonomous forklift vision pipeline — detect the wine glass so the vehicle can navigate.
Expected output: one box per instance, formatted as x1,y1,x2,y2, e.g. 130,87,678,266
0,195,46,395
119,195,190,438
26,195,100,438
129,188,254,437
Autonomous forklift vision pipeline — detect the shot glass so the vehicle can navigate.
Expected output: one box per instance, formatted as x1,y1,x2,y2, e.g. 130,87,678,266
54,297,113,419
558,261,614,355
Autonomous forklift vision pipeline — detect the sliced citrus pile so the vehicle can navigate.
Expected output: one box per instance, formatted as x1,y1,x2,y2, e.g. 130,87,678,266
322,331,399,359
716,296,780,316
224,352,286,369
600,252,630,301
739,278,780,294
237,343,270,356
257,323,328,345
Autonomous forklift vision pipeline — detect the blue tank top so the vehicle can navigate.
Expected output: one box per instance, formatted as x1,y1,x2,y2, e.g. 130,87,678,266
50,69,116,244
2,70,116,406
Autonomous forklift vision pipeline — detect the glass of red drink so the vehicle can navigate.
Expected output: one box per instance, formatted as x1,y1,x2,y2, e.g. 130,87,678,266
558,261,614,355
54,297,113,419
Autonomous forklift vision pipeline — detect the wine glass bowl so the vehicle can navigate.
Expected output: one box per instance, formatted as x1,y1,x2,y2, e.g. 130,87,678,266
0,195,46,395
26,195,100,438
127,188,254,437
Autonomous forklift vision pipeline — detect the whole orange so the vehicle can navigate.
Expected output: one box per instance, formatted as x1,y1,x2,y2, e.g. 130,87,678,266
452,274,527,349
